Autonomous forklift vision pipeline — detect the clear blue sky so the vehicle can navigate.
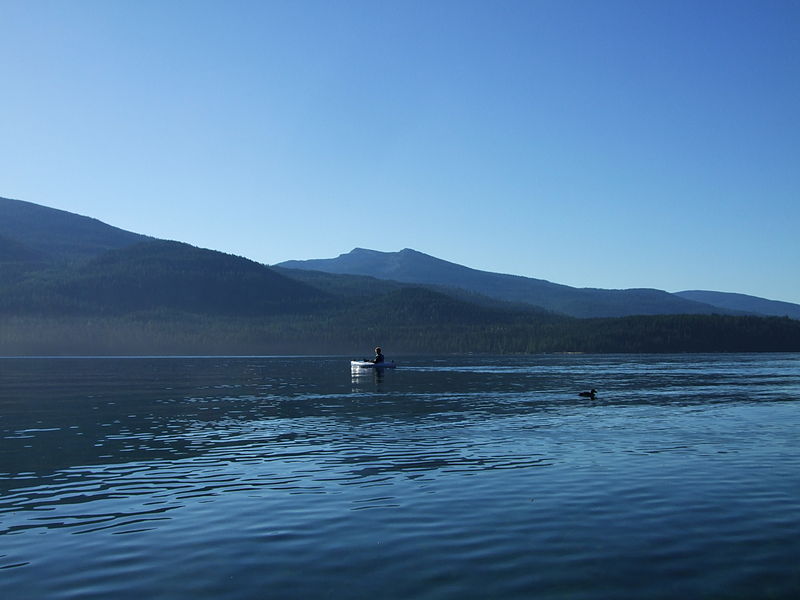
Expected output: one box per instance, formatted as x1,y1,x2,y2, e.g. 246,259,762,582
2,0,799,303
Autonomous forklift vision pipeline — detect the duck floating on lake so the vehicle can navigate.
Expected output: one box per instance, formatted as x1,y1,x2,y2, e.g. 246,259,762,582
578,389,597,399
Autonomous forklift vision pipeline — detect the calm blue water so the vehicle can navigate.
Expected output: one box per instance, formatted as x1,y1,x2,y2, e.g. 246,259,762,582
1,354,799,599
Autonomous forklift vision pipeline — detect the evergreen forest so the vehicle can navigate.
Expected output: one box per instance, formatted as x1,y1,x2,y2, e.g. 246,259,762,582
2,196,799,356
2,241,799,356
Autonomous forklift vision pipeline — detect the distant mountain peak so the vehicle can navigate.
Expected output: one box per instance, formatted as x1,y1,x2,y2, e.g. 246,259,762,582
276,248,753,318
343,247,422,257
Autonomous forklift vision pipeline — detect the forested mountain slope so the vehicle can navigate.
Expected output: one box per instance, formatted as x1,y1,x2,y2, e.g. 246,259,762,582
0,240,331,316
0,196,148,263
2,197,799,355
676,290,800,320
278,248,735,318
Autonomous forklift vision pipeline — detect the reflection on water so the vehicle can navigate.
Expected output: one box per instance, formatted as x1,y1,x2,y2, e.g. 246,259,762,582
1,354,799,599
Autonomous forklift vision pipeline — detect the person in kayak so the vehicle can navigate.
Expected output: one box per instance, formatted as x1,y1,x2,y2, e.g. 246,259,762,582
371,347,385,364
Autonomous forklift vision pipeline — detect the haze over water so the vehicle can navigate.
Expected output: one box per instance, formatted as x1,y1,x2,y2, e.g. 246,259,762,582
1,354,799,599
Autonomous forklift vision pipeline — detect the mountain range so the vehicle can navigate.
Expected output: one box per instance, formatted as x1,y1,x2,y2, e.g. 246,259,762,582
1,195,799,355
277,248,800,319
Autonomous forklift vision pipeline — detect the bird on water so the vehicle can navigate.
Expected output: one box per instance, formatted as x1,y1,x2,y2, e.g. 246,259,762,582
578,389,597,399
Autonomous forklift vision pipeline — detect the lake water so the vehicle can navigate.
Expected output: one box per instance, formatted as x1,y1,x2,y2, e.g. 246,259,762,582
1,354,799,599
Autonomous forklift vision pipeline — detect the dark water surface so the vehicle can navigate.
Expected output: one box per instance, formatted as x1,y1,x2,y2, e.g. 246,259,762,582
1,354,799,599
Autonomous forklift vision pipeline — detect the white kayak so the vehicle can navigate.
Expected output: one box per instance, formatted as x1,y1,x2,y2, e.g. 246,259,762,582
351,360,397,369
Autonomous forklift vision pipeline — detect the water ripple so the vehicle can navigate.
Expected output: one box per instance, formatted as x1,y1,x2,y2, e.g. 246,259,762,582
1,354,799,599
